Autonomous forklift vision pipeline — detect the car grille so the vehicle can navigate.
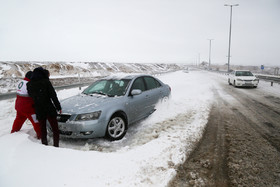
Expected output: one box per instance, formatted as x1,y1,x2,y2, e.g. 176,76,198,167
59,130,72,136
57,114,71,122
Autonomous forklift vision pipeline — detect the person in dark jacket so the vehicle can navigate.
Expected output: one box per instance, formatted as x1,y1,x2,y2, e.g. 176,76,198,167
11,71,41,139
27,67,61,147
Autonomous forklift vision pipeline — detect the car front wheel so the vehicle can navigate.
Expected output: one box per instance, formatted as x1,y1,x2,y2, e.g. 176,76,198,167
106,115,127,141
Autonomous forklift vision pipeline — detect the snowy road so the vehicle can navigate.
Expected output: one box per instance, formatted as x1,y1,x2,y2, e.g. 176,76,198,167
170,73,280,187
0,70,279,187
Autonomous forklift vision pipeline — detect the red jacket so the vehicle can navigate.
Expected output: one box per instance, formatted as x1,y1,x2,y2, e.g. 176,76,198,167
15,77,36,114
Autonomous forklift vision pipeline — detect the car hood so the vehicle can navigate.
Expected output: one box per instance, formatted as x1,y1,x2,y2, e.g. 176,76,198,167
237,76,257,80
61,94,121,114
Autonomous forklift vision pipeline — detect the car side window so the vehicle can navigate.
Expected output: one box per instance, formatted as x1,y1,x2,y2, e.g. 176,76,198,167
131,77,146,92
236,72,242,76
144,76,161,90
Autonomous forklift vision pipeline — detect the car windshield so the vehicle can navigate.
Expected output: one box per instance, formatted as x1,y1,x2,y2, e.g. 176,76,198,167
82,79,131,97
236,71,254,76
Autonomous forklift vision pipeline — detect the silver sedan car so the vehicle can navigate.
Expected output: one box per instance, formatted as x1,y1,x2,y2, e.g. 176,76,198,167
54,74,171,140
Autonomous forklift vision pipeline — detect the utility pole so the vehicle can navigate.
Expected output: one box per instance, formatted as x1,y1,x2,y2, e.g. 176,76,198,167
208,39,213,69
198,53,200,67
225,4,239,72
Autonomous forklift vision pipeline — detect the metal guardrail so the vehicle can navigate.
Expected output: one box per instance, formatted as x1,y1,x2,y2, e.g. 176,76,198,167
0,92,16,100
255,74,280,83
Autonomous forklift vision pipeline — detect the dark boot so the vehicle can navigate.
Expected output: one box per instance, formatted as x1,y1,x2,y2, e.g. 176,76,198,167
39,119,48,146
48,117,59,147
41,138,48,145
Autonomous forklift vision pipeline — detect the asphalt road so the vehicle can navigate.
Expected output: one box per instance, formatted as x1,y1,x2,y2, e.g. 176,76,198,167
169,78,280,187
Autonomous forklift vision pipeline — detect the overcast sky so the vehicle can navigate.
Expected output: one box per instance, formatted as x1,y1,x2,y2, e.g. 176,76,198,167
0,0,279,66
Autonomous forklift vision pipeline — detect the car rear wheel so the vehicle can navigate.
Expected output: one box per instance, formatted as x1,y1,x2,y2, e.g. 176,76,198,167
161,96,169,102
106,115,127,141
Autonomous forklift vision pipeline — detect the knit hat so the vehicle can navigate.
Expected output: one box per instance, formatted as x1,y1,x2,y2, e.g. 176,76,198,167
25,71,33,80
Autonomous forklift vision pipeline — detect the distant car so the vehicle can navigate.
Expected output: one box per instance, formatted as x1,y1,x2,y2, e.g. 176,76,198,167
183,69,189,73
52,75,171,140
228,70,259,88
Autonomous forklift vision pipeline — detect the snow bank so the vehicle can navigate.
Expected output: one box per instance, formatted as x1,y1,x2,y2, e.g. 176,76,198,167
0,70,216,187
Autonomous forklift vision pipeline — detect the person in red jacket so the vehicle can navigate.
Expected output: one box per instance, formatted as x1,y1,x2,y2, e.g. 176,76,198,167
11,71,41,139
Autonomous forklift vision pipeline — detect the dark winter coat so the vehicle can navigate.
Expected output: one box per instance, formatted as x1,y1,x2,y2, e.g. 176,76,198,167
27,67,61,120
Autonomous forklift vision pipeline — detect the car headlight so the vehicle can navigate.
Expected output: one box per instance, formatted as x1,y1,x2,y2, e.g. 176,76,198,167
236,78,243,81
75,111,101,121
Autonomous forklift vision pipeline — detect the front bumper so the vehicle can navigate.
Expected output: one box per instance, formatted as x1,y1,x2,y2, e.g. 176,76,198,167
235,80,259,87
48,114,107,139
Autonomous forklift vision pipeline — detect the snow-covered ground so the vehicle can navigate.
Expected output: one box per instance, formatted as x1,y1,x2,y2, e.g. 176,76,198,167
0,70,279,187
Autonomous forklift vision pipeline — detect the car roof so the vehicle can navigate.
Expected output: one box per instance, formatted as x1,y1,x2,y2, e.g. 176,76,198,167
103,74,154,80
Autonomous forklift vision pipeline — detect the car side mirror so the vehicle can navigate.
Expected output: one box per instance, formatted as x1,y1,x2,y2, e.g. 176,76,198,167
131,89,142,96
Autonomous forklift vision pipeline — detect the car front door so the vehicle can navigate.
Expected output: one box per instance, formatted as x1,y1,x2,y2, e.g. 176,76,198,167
126,77,149,123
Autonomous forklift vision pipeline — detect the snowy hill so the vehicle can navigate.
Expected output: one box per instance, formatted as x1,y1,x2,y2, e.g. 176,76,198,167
0,61,186,93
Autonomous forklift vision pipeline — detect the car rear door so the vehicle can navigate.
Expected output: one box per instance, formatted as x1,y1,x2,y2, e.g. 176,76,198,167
143,76,163,112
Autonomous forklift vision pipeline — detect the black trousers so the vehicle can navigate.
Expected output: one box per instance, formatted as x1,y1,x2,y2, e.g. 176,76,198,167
39,117,59,147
